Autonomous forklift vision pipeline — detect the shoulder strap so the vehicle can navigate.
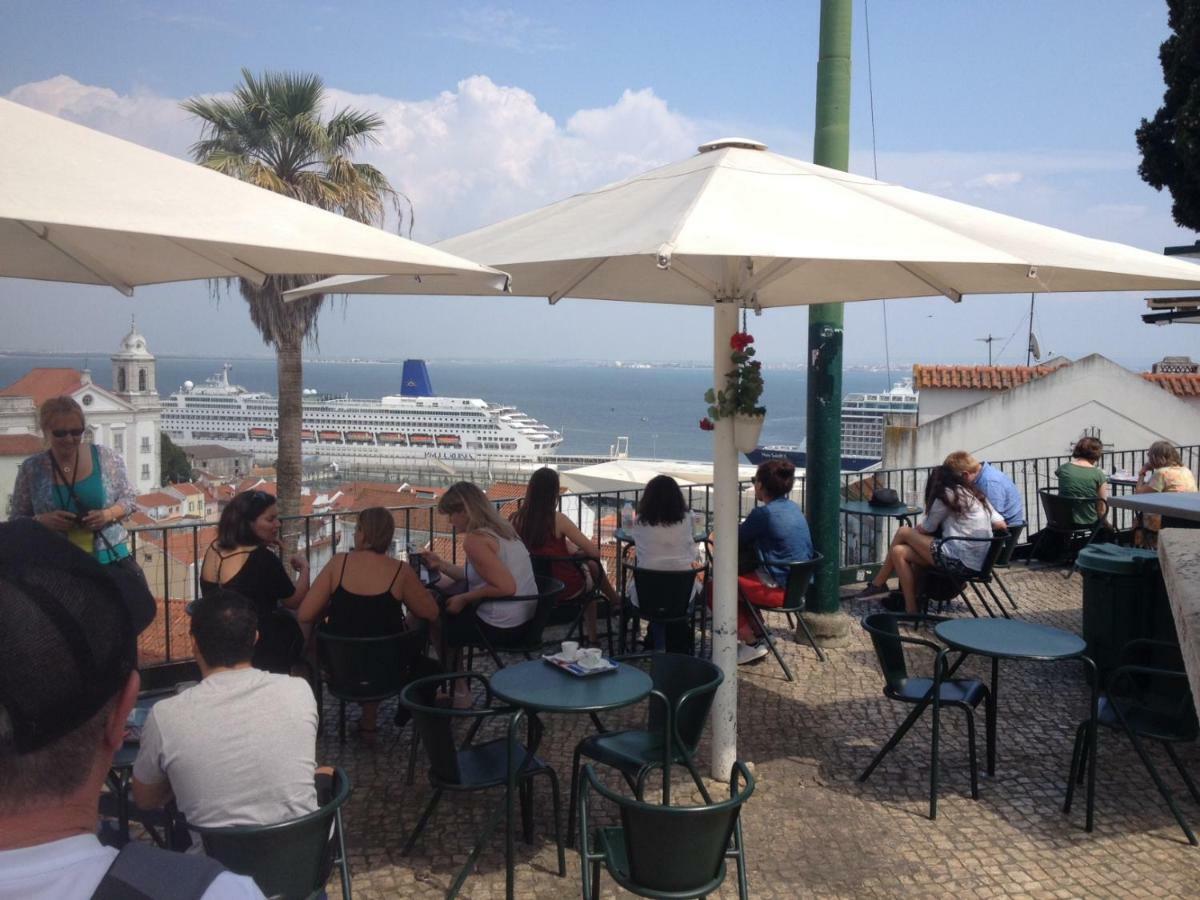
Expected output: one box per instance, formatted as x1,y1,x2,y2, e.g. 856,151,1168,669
336,553,350,589
90,841,225,900
212,547,252,584
387,560,405,592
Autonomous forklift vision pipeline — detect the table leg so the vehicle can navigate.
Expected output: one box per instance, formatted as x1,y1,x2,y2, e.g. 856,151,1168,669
987,657,999,776
1081,655,1099,833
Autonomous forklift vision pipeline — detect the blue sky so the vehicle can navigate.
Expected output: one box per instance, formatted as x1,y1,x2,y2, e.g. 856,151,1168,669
2,1,1197,368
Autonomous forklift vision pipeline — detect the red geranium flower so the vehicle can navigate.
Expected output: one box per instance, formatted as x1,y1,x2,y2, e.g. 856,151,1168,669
730,332,754,351
699,417,715,431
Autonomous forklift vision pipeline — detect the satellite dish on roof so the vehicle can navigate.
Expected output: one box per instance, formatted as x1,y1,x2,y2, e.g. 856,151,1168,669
1028,332,1042,361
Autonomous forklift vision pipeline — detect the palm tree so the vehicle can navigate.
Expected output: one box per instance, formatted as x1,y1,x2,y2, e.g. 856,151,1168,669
182,69,397,532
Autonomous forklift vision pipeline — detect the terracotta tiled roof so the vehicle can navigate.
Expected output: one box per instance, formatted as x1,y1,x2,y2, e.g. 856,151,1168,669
0,368,84,405
0,434,44,456
487,482,529,501
234,477,275,495
912,364,1064,390
168,483,203,496
137,491,182,508
1142,372,1200,397
138,524,219,564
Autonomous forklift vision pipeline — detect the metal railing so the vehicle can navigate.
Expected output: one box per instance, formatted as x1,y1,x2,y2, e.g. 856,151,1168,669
131,442,1198,662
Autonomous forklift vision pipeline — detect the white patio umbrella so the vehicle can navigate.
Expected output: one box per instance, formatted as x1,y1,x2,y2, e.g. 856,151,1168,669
289,137,1200,777
0,98,507,295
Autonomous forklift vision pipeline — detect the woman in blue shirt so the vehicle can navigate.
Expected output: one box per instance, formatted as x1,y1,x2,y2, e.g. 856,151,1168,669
11,397,137,565
734,459,814,664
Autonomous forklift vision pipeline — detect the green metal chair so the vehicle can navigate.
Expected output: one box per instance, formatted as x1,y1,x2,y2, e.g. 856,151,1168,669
1030,487,1109,568
919,533,1012,619
858,613,992,820
989,523,1025,613
738,552,825,681
531,553,616,654
464,575,565,669
619,567,703,655
192,766,353,900
567,652,722,847
400,672,566,899
1064,639,1199,845
577,760,754,900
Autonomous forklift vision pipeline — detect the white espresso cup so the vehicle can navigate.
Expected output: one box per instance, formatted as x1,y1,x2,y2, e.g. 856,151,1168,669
560,641,580,661
578,647,604,668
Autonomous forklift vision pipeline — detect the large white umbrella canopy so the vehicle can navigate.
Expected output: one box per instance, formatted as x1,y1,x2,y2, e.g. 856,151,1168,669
289,137,1200,777
0,98,507,296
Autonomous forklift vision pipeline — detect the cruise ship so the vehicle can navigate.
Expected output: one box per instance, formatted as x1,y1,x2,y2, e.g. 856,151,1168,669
745,379,918,471
161,360,563,466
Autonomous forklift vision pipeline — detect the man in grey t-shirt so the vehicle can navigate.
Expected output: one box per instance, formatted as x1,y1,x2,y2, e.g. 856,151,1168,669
132,590,320,829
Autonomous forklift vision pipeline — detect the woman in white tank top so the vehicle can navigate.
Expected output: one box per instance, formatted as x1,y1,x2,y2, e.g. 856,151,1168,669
423,483,540,700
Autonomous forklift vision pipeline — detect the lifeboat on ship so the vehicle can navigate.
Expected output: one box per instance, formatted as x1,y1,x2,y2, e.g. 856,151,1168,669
300,429,315,441
377,432,407,445
318,430,343,443
409,433,434,446
436,434,462,447
248,427,273,440
345,431,374,444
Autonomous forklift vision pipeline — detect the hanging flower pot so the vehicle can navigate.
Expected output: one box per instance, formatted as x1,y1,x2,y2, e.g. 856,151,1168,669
733,413,766,453
700,330,767,438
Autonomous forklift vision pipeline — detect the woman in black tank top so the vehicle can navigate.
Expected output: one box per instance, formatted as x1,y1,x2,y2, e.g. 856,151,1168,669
299,508,440,737
199,490,309,674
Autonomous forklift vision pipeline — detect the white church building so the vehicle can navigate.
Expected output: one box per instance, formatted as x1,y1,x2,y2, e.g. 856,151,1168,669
0,322,163,496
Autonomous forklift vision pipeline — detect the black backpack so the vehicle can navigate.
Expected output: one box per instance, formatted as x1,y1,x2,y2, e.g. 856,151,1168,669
90,841,229,900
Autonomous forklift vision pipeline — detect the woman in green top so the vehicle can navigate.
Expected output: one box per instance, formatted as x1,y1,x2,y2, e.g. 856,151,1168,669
11,397,138,564
1055,436,1109,525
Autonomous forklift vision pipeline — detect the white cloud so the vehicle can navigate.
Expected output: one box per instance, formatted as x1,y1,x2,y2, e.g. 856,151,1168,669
965,170,1023,189
427,5,567,53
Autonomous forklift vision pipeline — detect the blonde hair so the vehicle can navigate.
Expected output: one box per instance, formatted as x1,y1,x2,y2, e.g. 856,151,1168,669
437,481,517,540
38,396,85,434
1147,440,1183,470
943,450,981,477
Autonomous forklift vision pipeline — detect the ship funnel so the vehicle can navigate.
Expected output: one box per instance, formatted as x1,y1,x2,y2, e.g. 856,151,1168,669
400,359,434,397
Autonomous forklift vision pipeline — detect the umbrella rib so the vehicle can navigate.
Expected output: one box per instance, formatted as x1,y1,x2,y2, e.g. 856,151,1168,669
163,239,270,286
896,262,963,303
17,220,134,296
741,258,807,296
548,258,608,304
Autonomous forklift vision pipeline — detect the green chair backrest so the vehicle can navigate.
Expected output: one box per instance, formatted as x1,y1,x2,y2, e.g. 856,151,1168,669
631,567,698,623
588,761,753,896
317,626,426,703
646,653,722,752
781,552,823,610
862,613,909,693
195,767,351,900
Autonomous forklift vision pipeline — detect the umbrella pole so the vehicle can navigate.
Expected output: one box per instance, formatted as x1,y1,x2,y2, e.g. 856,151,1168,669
711,300,740,778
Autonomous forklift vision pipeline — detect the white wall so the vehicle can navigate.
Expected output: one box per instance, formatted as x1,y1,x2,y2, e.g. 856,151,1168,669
889,355,1200,470
918,388,994,424
0,456,23,517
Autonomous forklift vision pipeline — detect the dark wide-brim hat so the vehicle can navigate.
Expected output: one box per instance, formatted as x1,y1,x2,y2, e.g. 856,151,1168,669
0,519,156,753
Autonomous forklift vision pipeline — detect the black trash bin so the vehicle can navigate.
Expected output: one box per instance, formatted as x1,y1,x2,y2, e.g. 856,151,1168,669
1077,544,1176,685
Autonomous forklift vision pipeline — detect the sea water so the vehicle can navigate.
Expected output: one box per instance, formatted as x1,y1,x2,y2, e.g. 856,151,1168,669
0,354,892,462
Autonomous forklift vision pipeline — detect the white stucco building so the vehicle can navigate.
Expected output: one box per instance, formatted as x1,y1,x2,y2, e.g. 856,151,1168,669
886,354,1200,470
0,322,163,495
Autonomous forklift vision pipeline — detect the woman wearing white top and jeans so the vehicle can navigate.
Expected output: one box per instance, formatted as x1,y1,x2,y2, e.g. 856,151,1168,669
627,475,704,651
424,482,538,701
859,465,1006,614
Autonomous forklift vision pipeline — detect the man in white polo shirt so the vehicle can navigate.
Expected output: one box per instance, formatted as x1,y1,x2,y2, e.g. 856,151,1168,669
0,520,263,900
132,589,320,831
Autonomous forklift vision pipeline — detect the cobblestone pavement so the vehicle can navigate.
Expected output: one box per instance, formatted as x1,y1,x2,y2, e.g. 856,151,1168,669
318,568,1200,898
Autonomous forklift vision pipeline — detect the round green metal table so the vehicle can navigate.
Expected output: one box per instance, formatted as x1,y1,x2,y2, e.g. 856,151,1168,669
490,658,652,714
934,617,1099,831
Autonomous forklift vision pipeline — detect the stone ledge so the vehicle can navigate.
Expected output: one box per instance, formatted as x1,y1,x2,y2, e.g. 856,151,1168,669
1157,529,1200,708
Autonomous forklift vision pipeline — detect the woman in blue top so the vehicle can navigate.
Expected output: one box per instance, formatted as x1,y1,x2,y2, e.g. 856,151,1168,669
11,397,137,565
733,459,814,664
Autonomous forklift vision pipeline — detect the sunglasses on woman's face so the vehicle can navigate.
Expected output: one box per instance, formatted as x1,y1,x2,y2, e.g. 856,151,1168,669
51,428,85,438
